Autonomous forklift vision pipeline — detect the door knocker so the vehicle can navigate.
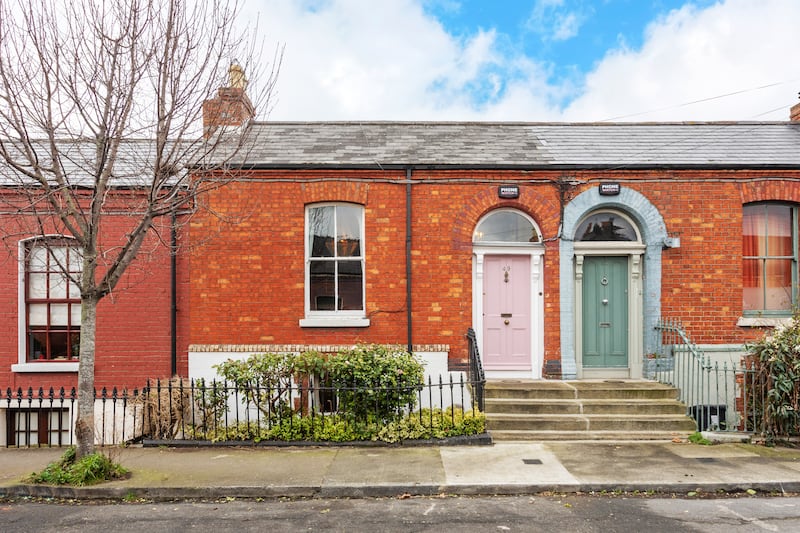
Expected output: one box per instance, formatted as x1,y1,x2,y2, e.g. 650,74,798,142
503,265,511,283
601,276,608,286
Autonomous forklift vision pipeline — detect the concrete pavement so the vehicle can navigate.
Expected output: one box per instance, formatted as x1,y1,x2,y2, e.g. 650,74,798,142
3,436,800,500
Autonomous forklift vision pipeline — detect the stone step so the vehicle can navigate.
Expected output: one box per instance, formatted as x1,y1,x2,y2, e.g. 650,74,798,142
485,381,578,400
484,398,687,416
483,380,696,440
486,413,697,432
487,430,690,441
485,381,678,401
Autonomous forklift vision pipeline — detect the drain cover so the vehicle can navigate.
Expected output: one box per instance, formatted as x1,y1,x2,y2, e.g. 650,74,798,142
523,459,543,465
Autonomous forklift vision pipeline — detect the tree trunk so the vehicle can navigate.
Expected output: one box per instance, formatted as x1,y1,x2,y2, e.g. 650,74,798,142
75,296,98,458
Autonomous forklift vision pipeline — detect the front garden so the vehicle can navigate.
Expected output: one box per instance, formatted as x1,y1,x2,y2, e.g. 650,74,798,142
140,345,485,445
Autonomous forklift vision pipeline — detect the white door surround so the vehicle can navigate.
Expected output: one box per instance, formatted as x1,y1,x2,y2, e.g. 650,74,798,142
473,245,545,379
574,242,645,379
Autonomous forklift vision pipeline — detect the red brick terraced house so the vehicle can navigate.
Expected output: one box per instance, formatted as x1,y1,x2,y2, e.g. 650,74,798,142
188,88,800,393
0,141,192,446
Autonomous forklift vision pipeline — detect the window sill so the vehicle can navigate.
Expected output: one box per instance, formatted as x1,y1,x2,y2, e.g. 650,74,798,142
299,316,370,328
12,362,79,373
737,316,793,328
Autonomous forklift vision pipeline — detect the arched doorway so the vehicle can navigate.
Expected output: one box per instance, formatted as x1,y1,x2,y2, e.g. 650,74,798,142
472,209,545,379
559,187,668,380
573,211,645,378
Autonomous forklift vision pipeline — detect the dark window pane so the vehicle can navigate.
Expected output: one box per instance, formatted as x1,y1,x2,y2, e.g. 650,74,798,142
29,332,47,360
338,260,363,310
309,261,335,310
576,213,637,241
49,331,69,359
69,332,80,359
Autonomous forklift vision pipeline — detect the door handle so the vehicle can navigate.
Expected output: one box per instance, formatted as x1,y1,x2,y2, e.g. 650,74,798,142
504,319,510,325
601,299,608,305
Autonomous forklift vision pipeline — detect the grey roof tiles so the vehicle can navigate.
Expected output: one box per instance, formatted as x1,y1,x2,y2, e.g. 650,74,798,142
234,121,800,169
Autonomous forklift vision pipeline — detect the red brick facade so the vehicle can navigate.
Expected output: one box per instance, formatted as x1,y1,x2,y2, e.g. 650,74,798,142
2,165,797,389
188,167,800,372
0,195,190,391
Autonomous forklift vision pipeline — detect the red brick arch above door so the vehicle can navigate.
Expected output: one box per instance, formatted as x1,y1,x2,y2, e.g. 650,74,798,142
451,185,559,252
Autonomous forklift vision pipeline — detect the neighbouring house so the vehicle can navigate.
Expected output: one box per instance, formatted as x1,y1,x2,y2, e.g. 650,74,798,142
0,185,191,445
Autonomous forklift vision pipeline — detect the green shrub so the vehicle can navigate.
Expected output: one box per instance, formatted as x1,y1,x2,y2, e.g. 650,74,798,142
195,421,269,443
214,351,326,419
688,431,712,445
745,314,800,438
267,415,371,442
192,377,230,431
194,409,484,444
327,345,424,420
28,447,128,486
375,408,485,443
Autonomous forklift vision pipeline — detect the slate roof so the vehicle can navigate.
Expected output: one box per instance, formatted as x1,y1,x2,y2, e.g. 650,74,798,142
233,121,800,169
0,138,187,187
4,122,800,185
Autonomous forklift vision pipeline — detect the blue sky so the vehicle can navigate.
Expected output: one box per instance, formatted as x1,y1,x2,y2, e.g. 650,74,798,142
425,1,691,73
243,0,800,121
421,0,717,109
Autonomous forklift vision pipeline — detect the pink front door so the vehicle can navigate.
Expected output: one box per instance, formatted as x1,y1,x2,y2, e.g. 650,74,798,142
483,255,531,370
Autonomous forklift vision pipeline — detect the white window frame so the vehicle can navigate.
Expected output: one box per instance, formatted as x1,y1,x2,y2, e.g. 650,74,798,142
13,236,80,373
300,203,369,328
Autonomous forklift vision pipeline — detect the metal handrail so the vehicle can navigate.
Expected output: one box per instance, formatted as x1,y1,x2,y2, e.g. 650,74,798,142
466,328,485,411
653,318,753,433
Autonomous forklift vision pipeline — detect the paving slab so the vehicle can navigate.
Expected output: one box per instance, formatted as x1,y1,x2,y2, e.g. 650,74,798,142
440,443,578,488
323,447,445,486
107,447,337,488
317,447,447,498
668,443,760,459
546,441,800,492
0,448,62,487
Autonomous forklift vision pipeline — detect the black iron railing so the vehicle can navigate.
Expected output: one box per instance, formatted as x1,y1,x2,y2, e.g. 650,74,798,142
466,328,485,411
2,374,485,447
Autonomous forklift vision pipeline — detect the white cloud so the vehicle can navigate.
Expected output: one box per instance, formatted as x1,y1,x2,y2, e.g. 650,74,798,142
551,11,581,41
563,0,800,121
242,0,800,122
525,0,586,43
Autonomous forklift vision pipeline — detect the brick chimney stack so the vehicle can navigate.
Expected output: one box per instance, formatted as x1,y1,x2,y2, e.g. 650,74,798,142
203,63,255,137
791,93,800,122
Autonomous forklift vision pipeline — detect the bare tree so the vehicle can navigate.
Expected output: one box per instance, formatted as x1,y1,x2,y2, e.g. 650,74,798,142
0,0,278,457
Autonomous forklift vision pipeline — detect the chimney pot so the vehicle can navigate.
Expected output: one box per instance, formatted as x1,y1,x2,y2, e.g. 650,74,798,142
203,63,254,137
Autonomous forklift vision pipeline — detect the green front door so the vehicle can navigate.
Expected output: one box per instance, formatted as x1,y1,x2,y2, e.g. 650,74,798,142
582,256,628,368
